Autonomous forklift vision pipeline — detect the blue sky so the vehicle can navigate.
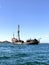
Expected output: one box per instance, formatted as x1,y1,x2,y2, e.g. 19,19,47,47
0,0,49,43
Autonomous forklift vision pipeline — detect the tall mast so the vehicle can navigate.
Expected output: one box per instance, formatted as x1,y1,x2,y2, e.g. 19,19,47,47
18,25,20,40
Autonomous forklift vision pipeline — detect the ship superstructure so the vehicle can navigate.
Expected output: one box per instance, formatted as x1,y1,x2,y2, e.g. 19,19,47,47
12,34,18,43
26,38,39,44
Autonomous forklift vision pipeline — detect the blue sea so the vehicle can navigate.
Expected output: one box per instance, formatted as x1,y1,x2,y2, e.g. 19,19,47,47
0,43,49,65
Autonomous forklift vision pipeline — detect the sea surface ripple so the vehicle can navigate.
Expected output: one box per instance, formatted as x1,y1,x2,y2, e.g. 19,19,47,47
0,43,49,65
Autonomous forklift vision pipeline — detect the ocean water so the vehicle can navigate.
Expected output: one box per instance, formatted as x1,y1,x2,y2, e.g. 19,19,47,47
0,43,49,65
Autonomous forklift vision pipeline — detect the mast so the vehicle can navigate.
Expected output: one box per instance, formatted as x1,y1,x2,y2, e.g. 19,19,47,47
18,25,20,40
